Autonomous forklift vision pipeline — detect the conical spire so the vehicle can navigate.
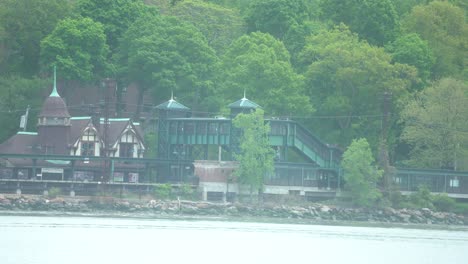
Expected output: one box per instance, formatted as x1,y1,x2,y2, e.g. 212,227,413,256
49,65,60,97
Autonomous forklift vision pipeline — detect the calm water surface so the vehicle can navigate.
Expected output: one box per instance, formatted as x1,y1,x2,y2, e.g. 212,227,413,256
1,215,467,264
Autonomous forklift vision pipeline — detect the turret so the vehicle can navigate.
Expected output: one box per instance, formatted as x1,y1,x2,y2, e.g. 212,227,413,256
37,66,71,154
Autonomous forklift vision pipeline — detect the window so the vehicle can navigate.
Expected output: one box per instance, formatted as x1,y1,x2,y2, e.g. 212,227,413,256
81,142,95,156
289,190,301,196
208,123,218,134
44,146,54,154
184,122,194,134
120,143,134,157
220,123,230,135
81,129,96,156
197,122,207,134
46,117,65,125
450,177,459,188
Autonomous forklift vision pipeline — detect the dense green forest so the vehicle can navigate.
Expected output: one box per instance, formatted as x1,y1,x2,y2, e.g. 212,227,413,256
0,0,466,170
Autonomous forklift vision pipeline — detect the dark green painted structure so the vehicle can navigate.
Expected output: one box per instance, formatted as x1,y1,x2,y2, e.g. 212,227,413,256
1,95,467,197
155,96,342,188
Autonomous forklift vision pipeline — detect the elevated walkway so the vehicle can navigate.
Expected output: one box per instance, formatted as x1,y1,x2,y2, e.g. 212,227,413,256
162,117,341,169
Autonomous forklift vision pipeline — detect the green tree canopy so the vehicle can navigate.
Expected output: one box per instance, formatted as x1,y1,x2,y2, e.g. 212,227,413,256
116,14,219,114
169,0,246,55
245,0,312,40
299,25,418,148
0,0,72,76
0,76,47,141
244,0,318,63
40,17,111,83
342,138,383,207
386,33,435,84
77,0,158,53
233,109,275,194
402,1,468,79
400,78,468,170
220,32,313,116
320,0,399,46
391,0,427,16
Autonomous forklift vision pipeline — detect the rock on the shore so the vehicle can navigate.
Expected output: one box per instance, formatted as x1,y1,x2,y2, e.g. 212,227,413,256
0,195,467,226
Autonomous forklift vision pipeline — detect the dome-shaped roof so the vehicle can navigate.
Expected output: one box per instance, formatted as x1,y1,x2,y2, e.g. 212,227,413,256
39,96,70,118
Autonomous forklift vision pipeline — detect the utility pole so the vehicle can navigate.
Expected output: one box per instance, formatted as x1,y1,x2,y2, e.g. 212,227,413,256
101,78,115,183
379,91,392,192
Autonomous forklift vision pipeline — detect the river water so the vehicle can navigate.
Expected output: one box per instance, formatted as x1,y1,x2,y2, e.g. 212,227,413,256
1,215,467,264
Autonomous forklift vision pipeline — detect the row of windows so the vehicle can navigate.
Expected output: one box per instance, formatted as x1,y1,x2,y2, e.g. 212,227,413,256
50,142,134,158
169,122,231,135
80,142,137,158
167,122,289,136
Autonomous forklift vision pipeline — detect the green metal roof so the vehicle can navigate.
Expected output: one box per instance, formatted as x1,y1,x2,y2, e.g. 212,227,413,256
46,160,71,165
156,99,190,111
70,116,91,120
228,97,260,109
17,131,38,135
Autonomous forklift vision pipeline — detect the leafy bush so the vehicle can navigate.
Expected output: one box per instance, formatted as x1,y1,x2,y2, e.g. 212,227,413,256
409,185,434,209
386,188,405,208
154,184,172,200
453,203,468,215
48,187,62,199
179,184,197,200
432,194,456,212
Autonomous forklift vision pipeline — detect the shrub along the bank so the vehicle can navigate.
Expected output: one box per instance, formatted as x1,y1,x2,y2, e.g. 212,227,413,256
388,186,468,215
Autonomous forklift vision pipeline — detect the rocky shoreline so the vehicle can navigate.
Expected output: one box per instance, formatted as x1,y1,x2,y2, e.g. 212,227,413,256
1,194,467,226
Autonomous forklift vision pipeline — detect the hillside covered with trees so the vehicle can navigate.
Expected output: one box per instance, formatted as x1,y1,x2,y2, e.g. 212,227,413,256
0,0,467,171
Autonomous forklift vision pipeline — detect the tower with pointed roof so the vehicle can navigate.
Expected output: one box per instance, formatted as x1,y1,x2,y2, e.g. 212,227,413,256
37,66,71,154
155,92,191,119
156,94,191,160
228,91,261,118
227,93,262,155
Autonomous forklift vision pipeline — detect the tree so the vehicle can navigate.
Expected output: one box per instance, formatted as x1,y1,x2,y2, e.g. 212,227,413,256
299,25,418,149
77,0,158,53
170,0,246,55
40,17,111,83
220,32,313,116
232,109,275,196
245,0,312,40
116,14,218,116
244,0,318,63
0,0,72,76
402,1,468,79
0,76,47,142
320,0,399,46
400,78,468,170
386,33,435,85
341,138,383,207
391,0,427,16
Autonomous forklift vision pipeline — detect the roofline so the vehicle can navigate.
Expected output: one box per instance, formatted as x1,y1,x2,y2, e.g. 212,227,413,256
71,116,92,120
99,118,130,123
17,131,38,135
